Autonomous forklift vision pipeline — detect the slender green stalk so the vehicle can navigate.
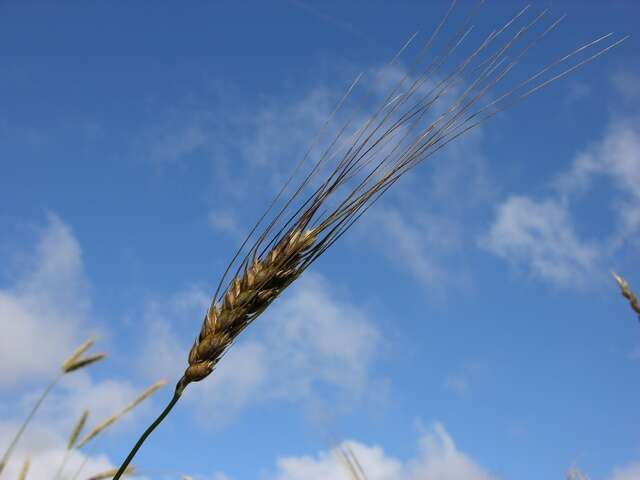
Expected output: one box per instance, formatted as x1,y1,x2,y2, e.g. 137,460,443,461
0,373,61,476
112,380,186,480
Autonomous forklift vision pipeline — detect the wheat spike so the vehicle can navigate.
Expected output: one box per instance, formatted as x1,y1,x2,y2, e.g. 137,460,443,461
0,337,105,476
184,229,316,384
613,272,640,320
112,2,627,477
76,380,166,449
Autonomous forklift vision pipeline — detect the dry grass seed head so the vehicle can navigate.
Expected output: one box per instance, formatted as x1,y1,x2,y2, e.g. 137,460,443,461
68,410,90,450
18,458,30,480
63,354,106,374
76,380,167,448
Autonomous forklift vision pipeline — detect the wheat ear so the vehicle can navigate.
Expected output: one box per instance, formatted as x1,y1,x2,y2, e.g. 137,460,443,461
0,337,105,476
613,272,640,320
53,410,90,480
112,2,626,477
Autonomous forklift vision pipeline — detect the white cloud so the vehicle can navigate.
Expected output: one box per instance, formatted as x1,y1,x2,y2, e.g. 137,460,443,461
612,71,640,100
0,214,167,478
555,119,640,245
0,213,94,387
481,79,640,288
444,363,485,396
361,205,467,295
480,195,599,287
138,272,382,426
0,420,112,480
272,423,495,480
610,462,640,480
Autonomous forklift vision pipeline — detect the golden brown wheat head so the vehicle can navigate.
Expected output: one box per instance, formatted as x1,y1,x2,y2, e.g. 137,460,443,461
184,229,316,385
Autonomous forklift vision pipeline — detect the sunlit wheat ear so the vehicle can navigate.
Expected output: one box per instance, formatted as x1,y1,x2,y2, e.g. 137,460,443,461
87,466,135,480
613,272,640,320
184,228,316,384
0,336,105,476
76,380,167,449
112,0,627,476
53,410,90,480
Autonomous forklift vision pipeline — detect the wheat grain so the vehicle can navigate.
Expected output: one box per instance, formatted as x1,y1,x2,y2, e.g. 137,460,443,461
112,2,626,477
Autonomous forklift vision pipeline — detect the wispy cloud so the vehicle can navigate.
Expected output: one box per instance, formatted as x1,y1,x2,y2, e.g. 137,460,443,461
137,272,383,426
273,422,495,480
0,214,93,387
481,72,640,288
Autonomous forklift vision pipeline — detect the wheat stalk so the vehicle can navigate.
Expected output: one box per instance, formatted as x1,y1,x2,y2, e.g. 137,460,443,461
111,2,626,477
613,272,640,320
53,410,90,480
0,337,105,477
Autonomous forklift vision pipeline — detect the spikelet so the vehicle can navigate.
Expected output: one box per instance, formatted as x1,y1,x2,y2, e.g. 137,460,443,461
0,337,105,476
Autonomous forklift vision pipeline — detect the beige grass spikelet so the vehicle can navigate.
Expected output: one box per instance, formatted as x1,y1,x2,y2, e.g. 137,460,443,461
76,380,167,448
62,337,97,371
17,458,30,480
0,336,105,476
68,410,90,450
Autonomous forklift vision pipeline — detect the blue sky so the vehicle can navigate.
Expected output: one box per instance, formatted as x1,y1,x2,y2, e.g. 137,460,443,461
1,1,639,480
